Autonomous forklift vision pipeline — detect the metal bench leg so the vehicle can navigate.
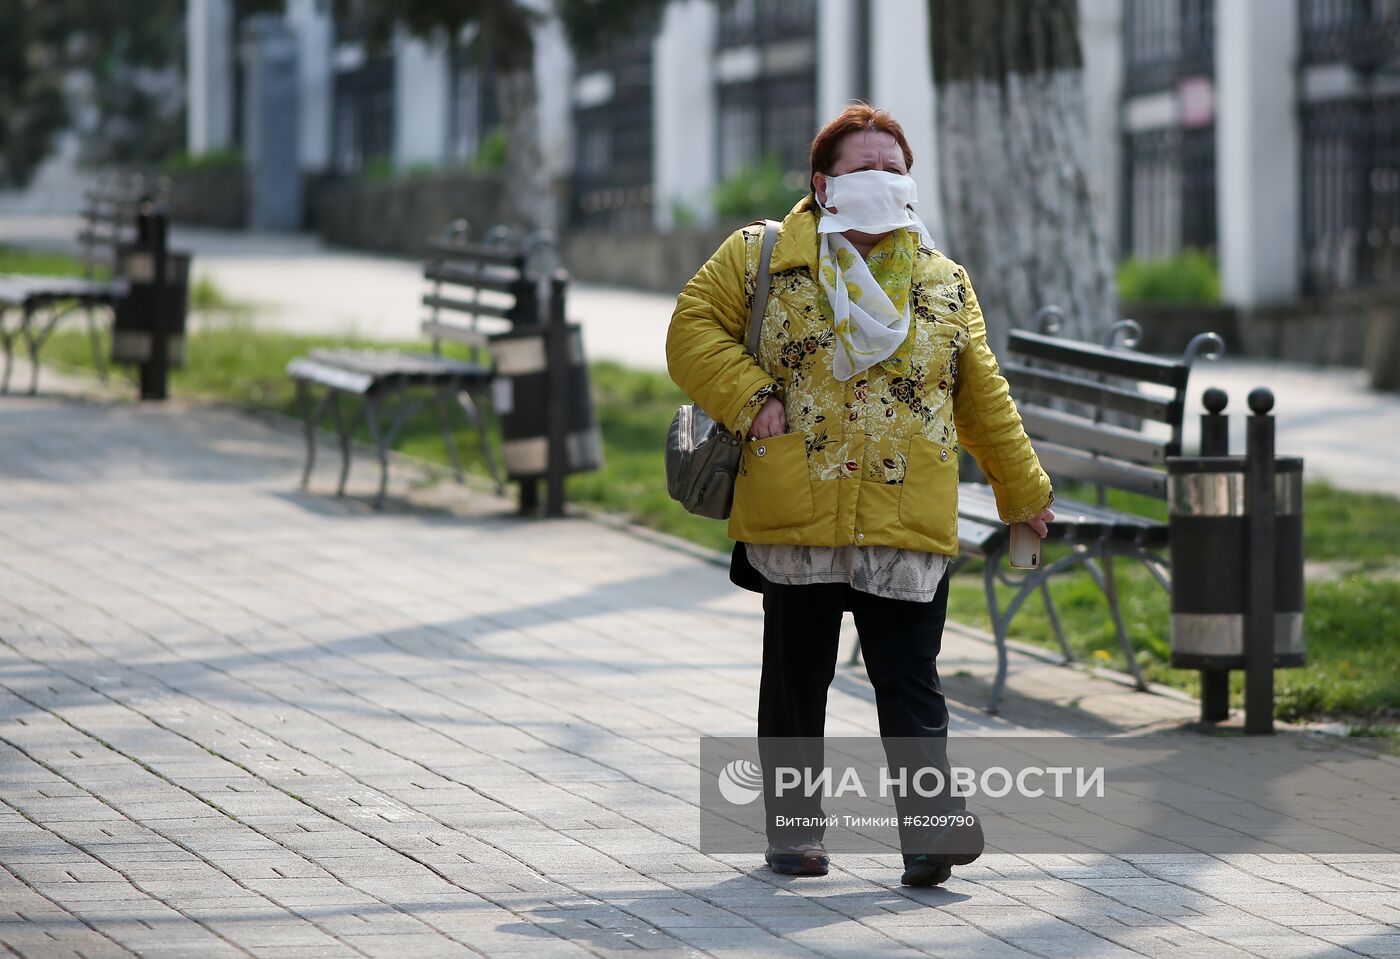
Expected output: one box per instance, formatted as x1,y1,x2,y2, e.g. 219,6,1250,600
331,392,353,497
22,305,41,395
1083,553,1148,690
0,307,14,394
296,381,316,489
1040,581,1073,663
362,393,390,508
459,385,506,495
85,302,109,383
434,386,465,483
985,549,1009,714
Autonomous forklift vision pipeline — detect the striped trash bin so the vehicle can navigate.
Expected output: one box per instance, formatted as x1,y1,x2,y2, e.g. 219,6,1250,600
488,322,604,482
1166,455,1306,671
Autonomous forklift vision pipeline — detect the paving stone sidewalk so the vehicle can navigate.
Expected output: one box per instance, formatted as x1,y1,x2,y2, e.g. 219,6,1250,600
1,385,1397,959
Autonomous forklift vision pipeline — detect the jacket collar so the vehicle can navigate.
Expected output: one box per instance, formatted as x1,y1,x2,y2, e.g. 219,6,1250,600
767,195,934,275
769,196,822,275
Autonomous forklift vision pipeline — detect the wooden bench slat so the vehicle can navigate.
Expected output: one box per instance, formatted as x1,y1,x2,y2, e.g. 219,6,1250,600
424,239,524,266
287,358,375,393
959,482,1166,546
424,263,522,294
1003,362,1180,424
1009,330,1190,388
955,509,1007,555
0,277,126,307
421,320,491,348
1020,406,1180,466
421,293,517,321
1032,440,1168,500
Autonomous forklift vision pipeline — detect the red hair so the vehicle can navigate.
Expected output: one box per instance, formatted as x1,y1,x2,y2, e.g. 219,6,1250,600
809,103,914,190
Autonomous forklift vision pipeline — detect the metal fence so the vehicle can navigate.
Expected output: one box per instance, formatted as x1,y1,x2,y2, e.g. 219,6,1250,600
1121,125,1217,260
1123,0,1214,96
1301,0,1400,66
1301,95,1400,293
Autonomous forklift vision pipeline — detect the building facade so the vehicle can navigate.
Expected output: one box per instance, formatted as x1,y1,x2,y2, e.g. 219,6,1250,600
187,0,1400,307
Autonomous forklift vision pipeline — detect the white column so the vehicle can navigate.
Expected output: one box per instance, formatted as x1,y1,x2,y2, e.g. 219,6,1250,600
816,0,858,121
393,33,450,168
286,0,333,171
654,0,719,228
1216,0,1300,306
871,0,942,244
1078,0,1124,259
187,0,234,154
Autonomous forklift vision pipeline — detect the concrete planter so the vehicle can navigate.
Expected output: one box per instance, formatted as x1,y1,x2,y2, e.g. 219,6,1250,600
309,171,517,257
561,225,747,295
1365,296,1400,392
1121,301,1239,356
167,167,248,229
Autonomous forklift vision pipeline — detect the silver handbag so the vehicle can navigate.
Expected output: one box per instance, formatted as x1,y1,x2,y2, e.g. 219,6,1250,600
666,220,779,519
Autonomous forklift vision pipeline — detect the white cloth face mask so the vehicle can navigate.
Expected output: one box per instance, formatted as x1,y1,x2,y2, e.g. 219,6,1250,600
817,169,932,241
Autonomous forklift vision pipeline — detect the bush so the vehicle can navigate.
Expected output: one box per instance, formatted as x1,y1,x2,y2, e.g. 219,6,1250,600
361,156,397,182
1117,248,1221,304
164,148,243,174
712,154,808,221
471,128,508,173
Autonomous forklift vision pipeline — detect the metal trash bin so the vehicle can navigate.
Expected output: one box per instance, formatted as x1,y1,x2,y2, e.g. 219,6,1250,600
1166,456,1305,670
111,247,191,368
489,322,603,479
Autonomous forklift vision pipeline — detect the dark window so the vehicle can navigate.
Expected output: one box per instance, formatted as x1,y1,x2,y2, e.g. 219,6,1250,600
1124,0,1214,95
1301,95,1400,292
332,56,394,173
1121,126,1216,260
715,0,817,184
1300,0,1400,67
570,24,657,230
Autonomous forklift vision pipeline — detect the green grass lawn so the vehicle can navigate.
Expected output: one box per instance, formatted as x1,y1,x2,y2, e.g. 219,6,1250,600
0,244,108,278
31,289,1400,727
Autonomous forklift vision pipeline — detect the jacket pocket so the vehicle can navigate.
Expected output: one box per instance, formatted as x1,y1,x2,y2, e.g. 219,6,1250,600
898,435,959,540
733,431,814,530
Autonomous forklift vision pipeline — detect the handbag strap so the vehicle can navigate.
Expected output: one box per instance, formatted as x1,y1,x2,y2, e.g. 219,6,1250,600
743,219,780,356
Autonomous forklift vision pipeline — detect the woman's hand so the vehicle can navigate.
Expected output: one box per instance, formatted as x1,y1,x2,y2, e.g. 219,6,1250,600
1025,507,1055,539
750,396,787,439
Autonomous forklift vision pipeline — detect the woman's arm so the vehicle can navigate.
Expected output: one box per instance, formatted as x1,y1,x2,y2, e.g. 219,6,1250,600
666,227,780,440
950,268,1054,524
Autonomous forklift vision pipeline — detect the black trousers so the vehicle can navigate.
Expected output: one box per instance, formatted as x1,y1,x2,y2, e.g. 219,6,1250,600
757,570,961,851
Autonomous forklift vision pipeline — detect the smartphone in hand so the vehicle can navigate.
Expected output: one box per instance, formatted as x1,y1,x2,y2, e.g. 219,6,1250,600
1009,522,1041,570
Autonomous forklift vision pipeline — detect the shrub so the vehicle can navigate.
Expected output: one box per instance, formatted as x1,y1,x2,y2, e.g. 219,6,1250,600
712,154,808,221
1117,248,1221,304
164,148,243,174
471,127,508,172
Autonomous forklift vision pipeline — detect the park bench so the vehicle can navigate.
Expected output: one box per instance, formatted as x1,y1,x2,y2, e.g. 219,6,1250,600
0,173,164,394
287,221,564,508
954,311,1225,711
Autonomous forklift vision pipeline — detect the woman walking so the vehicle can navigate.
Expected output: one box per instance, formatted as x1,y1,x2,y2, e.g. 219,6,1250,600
667,105,1054,886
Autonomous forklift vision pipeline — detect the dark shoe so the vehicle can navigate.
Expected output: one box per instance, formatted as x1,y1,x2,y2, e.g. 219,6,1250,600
939,812,984,866
901,854,953,887
917,811,984,866
765,841,829,876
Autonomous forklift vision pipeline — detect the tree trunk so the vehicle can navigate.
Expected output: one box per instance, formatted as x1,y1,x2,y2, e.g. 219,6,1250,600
485,2,557,236
928,0,1115,356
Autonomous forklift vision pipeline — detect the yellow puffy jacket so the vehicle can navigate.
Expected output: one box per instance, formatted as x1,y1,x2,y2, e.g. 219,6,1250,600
666,196,1052,556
